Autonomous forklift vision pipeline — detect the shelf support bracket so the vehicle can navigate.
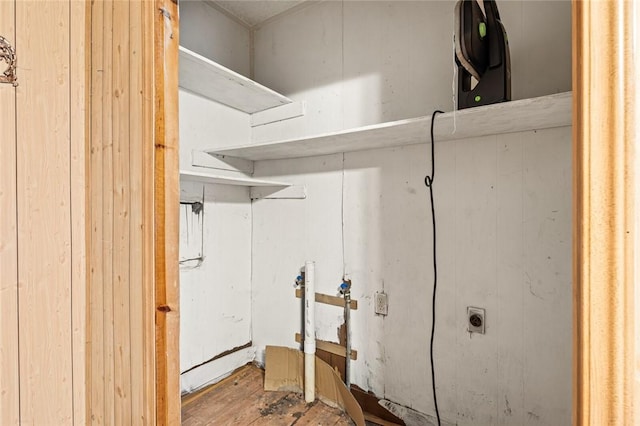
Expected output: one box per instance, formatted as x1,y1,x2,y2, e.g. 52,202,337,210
250,185,306,200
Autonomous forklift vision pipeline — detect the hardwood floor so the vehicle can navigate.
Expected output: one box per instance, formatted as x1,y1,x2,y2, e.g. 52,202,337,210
181,364,353,425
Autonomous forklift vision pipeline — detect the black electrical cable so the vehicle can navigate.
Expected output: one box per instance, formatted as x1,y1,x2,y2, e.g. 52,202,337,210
425,109,444,426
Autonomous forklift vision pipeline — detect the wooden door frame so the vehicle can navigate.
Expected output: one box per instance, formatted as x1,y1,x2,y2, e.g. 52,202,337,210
151,0,640,424
572,0,638,424
153,0,181,423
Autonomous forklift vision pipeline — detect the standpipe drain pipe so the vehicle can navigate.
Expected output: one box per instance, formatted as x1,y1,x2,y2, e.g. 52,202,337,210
304,261,316,403
339,280,352,389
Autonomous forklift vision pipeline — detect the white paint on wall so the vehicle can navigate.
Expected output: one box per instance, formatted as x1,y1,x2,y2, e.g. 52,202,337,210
179,89,251,172
214,0,307,28
179,181,253,393
179,0,251,77
251,154,345,366
252,1,571,143
178,1,255,391
251,126,572,425
179,202,204,263
181,347,257,395
178,0,573,412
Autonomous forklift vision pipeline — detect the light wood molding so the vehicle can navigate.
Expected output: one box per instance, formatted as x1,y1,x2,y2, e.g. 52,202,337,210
295,333,357,360
0,1,19,424
154,0,181,424
295,288,358,310
573,0,637,424
70,1,90,423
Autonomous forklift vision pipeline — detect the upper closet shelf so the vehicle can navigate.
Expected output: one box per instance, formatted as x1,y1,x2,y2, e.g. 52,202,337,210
180,170,290,187
179,46,293,114
207,92,572,161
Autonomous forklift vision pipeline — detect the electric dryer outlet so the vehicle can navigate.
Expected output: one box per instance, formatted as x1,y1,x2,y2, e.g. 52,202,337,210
467,306,485,334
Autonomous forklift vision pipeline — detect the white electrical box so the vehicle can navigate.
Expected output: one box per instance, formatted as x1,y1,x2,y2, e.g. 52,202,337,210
375,292,388,316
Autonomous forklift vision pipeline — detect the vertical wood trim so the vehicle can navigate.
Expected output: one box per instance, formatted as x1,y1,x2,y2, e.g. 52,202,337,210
635,3,640,421
129,0,147,423
154,0,180,423
0,0,19,423
102,1,115,423
573,0,637,424
89,1,105,423
16,0,73,422
142,1,157,423
112,1,133,423
71,0,90,424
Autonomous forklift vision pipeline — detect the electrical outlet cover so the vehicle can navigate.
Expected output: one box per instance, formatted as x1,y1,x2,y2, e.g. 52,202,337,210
467,306,485,334
375,292,388,315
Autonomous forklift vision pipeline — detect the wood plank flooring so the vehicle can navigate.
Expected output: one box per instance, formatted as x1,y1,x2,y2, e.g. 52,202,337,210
182,365,353,425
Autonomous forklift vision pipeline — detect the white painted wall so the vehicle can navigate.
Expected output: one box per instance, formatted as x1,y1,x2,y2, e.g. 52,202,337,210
178,1,255,393
252,0,571,143
178,1,573,416
179,90,251,169
180,0,250,77
178,91,255,393
251,126,572,425
179,181,253,393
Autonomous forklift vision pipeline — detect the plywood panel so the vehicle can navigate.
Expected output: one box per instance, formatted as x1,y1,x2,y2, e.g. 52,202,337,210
0,1,19,423
16,0,73,423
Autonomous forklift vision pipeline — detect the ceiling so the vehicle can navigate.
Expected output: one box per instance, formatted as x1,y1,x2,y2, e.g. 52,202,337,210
212,0,309,28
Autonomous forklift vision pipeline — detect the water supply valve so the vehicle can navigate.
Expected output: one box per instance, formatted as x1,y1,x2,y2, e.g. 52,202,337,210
339,279,351,296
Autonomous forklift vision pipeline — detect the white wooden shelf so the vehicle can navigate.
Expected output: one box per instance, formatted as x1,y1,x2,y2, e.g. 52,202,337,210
179,46,293,114
180,170,290,187
207,92,572,161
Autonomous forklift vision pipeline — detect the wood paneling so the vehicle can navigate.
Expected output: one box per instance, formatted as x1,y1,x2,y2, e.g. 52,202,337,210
70,1,89,423
129,0,151,423
112,1,132,423
102,1,115,422
89,1,105,422
88,1,166,423
141,2,158,423
573,0,637,424
87,0,178,423
16,0,73,423
0,0,19,423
